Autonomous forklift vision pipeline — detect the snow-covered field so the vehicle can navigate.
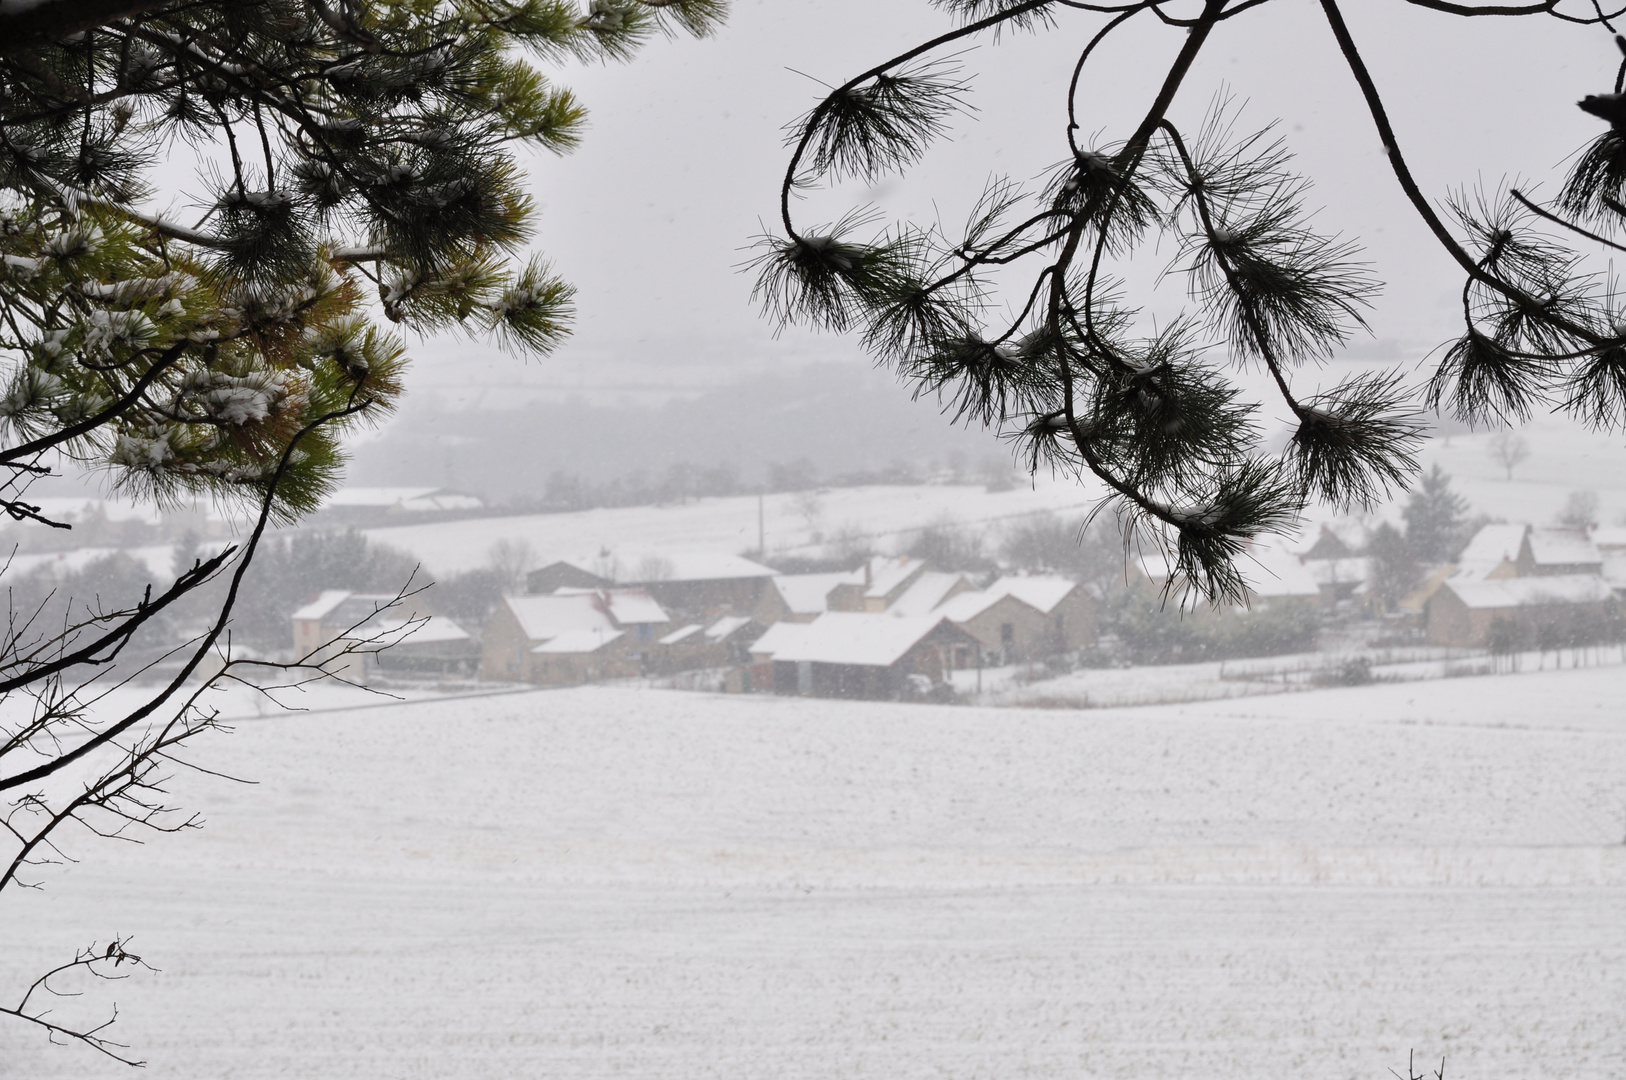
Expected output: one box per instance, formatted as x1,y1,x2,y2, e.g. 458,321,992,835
4,664,1624,1079
362,478,1102,574
346,413,1626,581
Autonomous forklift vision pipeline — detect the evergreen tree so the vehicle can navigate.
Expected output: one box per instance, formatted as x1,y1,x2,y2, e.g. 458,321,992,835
1402,465,1472,566
1364,520,1419,613
0,1,725,1065
754,0,1626,603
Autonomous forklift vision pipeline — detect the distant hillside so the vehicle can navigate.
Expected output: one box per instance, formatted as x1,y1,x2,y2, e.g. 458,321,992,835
344,364,1008,500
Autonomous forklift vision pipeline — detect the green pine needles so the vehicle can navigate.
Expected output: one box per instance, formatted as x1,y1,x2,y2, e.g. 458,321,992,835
756,0,1626,604
0,0,725,527
0,2,726,1065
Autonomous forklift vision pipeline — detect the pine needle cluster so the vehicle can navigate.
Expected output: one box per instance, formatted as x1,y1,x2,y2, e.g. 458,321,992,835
0,0,724,521
756,0,1624,603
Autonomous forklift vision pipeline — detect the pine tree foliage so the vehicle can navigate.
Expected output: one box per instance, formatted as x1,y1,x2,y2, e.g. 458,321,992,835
755,0,1626,603
0,0,723,526
0,1,723,1065
1401,465,1472,566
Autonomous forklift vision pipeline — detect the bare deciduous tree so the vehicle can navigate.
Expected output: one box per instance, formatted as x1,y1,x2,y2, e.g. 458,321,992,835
1490,430,1532,480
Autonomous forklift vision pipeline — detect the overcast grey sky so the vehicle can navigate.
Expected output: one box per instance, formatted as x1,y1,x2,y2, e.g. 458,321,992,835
379,1,1620,410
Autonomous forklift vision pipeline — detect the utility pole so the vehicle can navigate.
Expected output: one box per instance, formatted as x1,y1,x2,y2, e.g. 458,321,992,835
758,491,765,556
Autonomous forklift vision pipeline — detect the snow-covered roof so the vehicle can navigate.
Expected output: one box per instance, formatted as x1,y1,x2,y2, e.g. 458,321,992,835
1240,547,1322,599
865,555,925,599
1592,526,1626,552
771,571,863,615
1525,527,1601,567
933,589,1013,623
292,590,354,622
985,575,1079,614
754,612,963,667
364,615,471,645
1292,520,1370,559
503,593,615,642
659,624,704,646
1456,524,1527,580
886,571,969,616
547,587,668,626
295,592,415,631
602,589,667,625
531,628,624,654
748,620,809,659
705,615,754,641
1439,575,1616,610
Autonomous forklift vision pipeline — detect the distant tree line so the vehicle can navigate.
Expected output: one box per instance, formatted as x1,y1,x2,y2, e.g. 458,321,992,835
501,455,1015,515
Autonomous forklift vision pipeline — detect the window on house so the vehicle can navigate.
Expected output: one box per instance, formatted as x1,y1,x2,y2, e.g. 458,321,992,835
1000,623,1014,645
637,624,653,642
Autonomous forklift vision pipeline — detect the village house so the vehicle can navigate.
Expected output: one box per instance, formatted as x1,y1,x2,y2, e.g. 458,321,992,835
481,588,670,684
1399,523,1524,619
1297,522,1370,561
1453,523,1528,581
984,576,1098,652
749,612,979,700
1241,544,1326,609
656,615,766,674
924,576,1096,663
526,560,611,594
616,552,777,621
527,626,631,686
1514,526,1603,577
1593,526,1626,595
884,569,978,616
290,590,475,682
1424,575,1618,648
1254,526,1368,607
1304,554,1370,607
753,569,865,624
933,590,1050,665
1423,524,1626,646
826,556,927,612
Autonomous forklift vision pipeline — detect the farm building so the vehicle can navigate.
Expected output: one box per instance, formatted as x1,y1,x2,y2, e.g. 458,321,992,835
884,570,977,617
1241,545,1325,608
290,590,475,681
527,627,630,686
981,576,1099,652
933,590,1053,665
1454,523,1529,580
1424,575,1618,648
826,556,927,613
623,552,778,621
754,569,865,624
749,612,979,700
1515,526,1603,578
657,616,766,673
481,589,670,684
526,560,612,594
1295,522,1371,561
